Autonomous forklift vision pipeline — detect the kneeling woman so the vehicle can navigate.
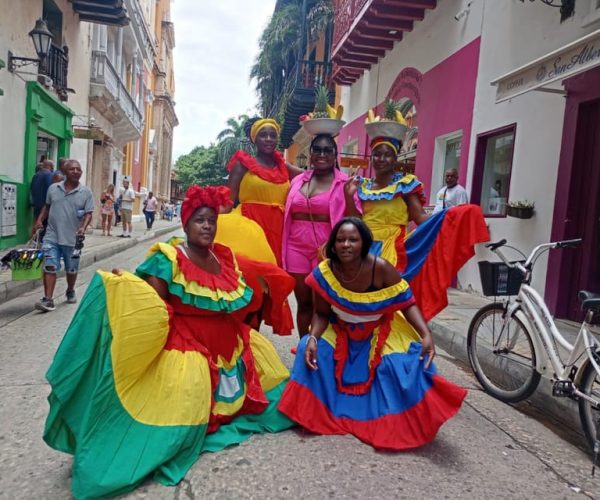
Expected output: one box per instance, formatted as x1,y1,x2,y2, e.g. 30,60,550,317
279,217,466,450
43,186,294,499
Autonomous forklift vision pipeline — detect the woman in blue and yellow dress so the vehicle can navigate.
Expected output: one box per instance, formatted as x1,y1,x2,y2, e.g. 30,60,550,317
278,217,466,449
346,134,489,321
43,186,294,499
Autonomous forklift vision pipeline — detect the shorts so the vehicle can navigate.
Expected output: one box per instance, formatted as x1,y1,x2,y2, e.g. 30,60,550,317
285,242,320,274
121,208,132,224
42,241,80,274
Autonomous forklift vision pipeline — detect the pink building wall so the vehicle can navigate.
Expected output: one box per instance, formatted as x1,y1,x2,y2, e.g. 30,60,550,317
337,38,481,197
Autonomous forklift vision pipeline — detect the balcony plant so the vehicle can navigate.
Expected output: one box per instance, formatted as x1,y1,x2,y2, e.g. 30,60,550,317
507,200,535,219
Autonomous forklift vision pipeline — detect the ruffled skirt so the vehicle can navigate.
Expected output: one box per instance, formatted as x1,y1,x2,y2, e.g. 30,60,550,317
44,271,293,499
278,313,466,450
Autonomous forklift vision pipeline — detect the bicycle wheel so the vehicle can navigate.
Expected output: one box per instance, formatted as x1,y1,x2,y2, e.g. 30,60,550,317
578,359,600,451
467,303,540,403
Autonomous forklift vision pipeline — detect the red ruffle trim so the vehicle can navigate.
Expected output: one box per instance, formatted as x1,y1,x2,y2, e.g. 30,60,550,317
226,150,289,184
332,316,392,395
175,243,242,292
278,377,467,450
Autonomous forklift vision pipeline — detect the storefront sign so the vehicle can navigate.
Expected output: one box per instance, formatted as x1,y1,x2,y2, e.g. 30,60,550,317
492,29,600,103
340,156,369,170
73,126,104,140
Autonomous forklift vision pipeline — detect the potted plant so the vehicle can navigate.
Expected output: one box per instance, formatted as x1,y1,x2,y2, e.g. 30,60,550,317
507,200,535,219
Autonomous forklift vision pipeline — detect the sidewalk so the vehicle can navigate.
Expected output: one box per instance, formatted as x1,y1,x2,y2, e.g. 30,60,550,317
0,218,182,304
429,288,594,432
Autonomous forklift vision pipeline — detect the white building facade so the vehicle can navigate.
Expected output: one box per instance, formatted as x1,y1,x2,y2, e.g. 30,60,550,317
333,0,600,321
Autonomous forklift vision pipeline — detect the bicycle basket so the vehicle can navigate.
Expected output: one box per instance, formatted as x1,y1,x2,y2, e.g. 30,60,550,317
478,260,525,296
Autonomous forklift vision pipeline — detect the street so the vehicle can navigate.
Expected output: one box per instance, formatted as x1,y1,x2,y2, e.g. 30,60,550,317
0,229,598,499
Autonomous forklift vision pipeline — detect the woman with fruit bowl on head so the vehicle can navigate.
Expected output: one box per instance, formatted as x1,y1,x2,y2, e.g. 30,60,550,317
344,99,489,321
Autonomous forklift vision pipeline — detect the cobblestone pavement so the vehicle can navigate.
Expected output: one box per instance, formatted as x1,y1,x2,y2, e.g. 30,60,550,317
0,229,598,499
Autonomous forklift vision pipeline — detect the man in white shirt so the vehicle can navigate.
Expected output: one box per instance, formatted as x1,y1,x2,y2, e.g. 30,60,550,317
433,168,469,214
118,178,136,237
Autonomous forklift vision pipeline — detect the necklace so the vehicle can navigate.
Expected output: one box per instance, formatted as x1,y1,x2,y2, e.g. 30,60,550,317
183,243,220,266
335,260,364,284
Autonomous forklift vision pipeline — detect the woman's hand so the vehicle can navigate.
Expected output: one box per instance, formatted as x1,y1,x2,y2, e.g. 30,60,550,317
304,336,318,370
344,175,359,199
111,268,123,276
420,332,436,369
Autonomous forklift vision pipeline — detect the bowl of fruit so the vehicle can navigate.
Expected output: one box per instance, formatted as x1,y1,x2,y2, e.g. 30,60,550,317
364,98,408,139
300,86,345,136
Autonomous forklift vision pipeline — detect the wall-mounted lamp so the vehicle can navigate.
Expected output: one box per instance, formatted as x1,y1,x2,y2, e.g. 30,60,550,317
520,0,575,22
8,19,54,73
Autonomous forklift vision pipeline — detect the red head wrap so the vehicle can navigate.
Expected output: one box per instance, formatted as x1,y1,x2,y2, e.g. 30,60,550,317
181,185,233,227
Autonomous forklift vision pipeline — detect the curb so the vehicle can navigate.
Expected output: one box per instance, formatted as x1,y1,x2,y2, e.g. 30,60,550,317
0,225,181,304
429,317,583,437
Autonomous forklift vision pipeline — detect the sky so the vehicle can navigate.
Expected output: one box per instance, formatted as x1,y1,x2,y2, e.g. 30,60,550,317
171,0,276,159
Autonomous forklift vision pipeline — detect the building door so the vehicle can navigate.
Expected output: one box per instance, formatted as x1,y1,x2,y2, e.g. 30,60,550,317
567,98,600,320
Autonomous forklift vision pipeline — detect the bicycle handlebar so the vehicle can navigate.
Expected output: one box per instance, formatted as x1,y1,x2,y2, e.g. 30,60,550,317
486,238,582,275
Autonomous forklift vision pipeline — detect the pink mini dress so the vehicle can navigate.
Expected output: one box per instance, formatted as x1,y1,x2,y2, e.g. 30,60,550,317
285,189,332,274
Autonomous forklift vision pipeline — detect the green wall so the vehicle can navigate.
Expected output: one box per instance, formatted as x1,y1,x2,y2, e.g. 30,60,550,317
0,82,74,250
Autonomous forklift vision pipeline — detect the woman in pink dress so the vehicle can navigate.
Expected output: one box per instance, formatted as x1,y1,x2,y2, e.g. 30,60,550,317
282,134,361,337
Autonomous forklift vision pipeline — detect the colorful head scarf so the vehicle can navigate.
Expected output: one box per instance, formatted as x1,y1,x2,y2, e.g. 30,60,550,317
181,185,233,227
250,118,281,143
370,136,401,155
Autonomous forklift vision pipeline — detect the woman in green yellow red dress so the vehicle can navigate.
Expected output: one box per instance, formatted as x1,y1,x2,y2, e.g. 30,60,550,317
279,217,466,449
43,186,294,499
346,133,489,321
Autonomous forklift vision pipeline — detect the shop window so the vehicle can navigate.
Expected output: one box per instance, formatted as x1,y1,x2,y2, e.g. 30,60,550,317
472,125,516,217
430,132,462,204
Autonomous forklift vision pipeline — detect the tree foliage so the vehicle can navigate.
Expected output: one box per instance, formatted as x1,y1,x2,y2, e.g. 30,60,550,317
174,145,226,190
216,114,255,168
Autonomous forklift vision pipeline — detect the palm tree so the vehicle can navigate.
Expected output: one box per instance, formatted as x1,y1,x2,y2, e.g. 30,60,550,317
216,114,254,168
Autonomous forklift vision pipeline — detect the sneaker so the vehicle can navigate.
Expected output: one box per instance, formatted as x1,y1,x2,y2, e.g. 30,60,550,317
66,289,77,304
118,234,126,238
35,297,55,312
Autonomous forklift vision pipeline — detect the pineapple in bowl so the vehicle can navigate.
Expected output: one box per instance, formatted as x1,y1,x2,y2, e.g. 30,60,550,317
300,85,346,136
364,98,408,140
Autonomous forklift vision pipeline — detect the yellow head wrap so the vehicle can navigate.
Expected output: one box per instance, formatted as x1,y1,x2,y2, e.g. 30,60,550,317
250,118,281,143
370,137,400,155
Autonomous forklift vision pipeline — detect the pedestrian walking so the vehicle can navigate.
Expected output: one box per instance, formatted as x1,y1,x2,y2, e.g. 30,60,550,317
32,160,94,312
142,191,158,229
118,177,135,237
99,184,115,236
30,159,54,238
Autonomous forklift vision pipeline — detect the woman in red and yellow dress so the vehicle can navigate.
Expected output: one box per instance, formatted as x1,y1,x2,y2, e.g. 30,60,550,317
43,186,294,499
224,117,302,266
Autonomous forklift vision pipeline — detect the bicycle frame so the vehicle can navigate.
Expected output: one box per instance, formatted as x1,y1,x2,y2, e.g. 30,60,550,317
493,241,600,398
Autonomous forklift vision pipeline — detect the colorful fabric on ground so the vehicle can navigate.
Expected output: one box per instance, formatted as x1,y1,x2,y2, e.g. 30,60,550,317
227,150,290,265
44,242,293,499
359,173,489,320
215,212,295,335
279,266,466,450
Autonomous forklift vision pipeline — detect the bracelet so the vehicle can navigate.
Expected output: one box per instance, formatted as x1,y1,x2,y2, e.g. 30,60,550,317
307,334,318,345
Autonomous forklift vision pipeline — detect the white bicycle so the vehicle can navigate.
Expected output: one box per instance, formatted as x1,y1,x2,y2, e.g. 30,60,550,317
467,238,600,455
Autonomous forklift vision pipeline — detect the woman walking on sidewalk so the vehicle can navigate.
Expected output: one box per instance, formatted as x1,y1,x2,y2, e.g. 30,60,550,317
143,191,158,230
99,184,115,236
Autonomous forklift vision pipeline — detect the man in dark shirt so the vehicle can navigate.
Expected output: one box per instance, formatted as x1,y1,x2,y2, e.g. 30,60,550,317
30,160,55,238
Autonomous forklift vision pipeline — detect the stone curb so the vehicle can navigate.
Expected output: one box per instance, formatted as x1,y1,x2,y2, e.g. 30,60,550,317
429,317,583,436
0,225,181,305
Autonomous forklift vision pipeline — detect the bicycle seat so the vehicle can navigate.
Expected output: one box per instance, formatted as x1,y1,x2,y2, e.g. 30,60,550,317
578,290,600,311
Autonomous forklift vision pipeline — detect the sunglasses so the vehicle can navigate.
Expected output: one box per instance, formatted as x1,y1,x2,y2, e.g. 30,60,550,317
310,146,336,156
